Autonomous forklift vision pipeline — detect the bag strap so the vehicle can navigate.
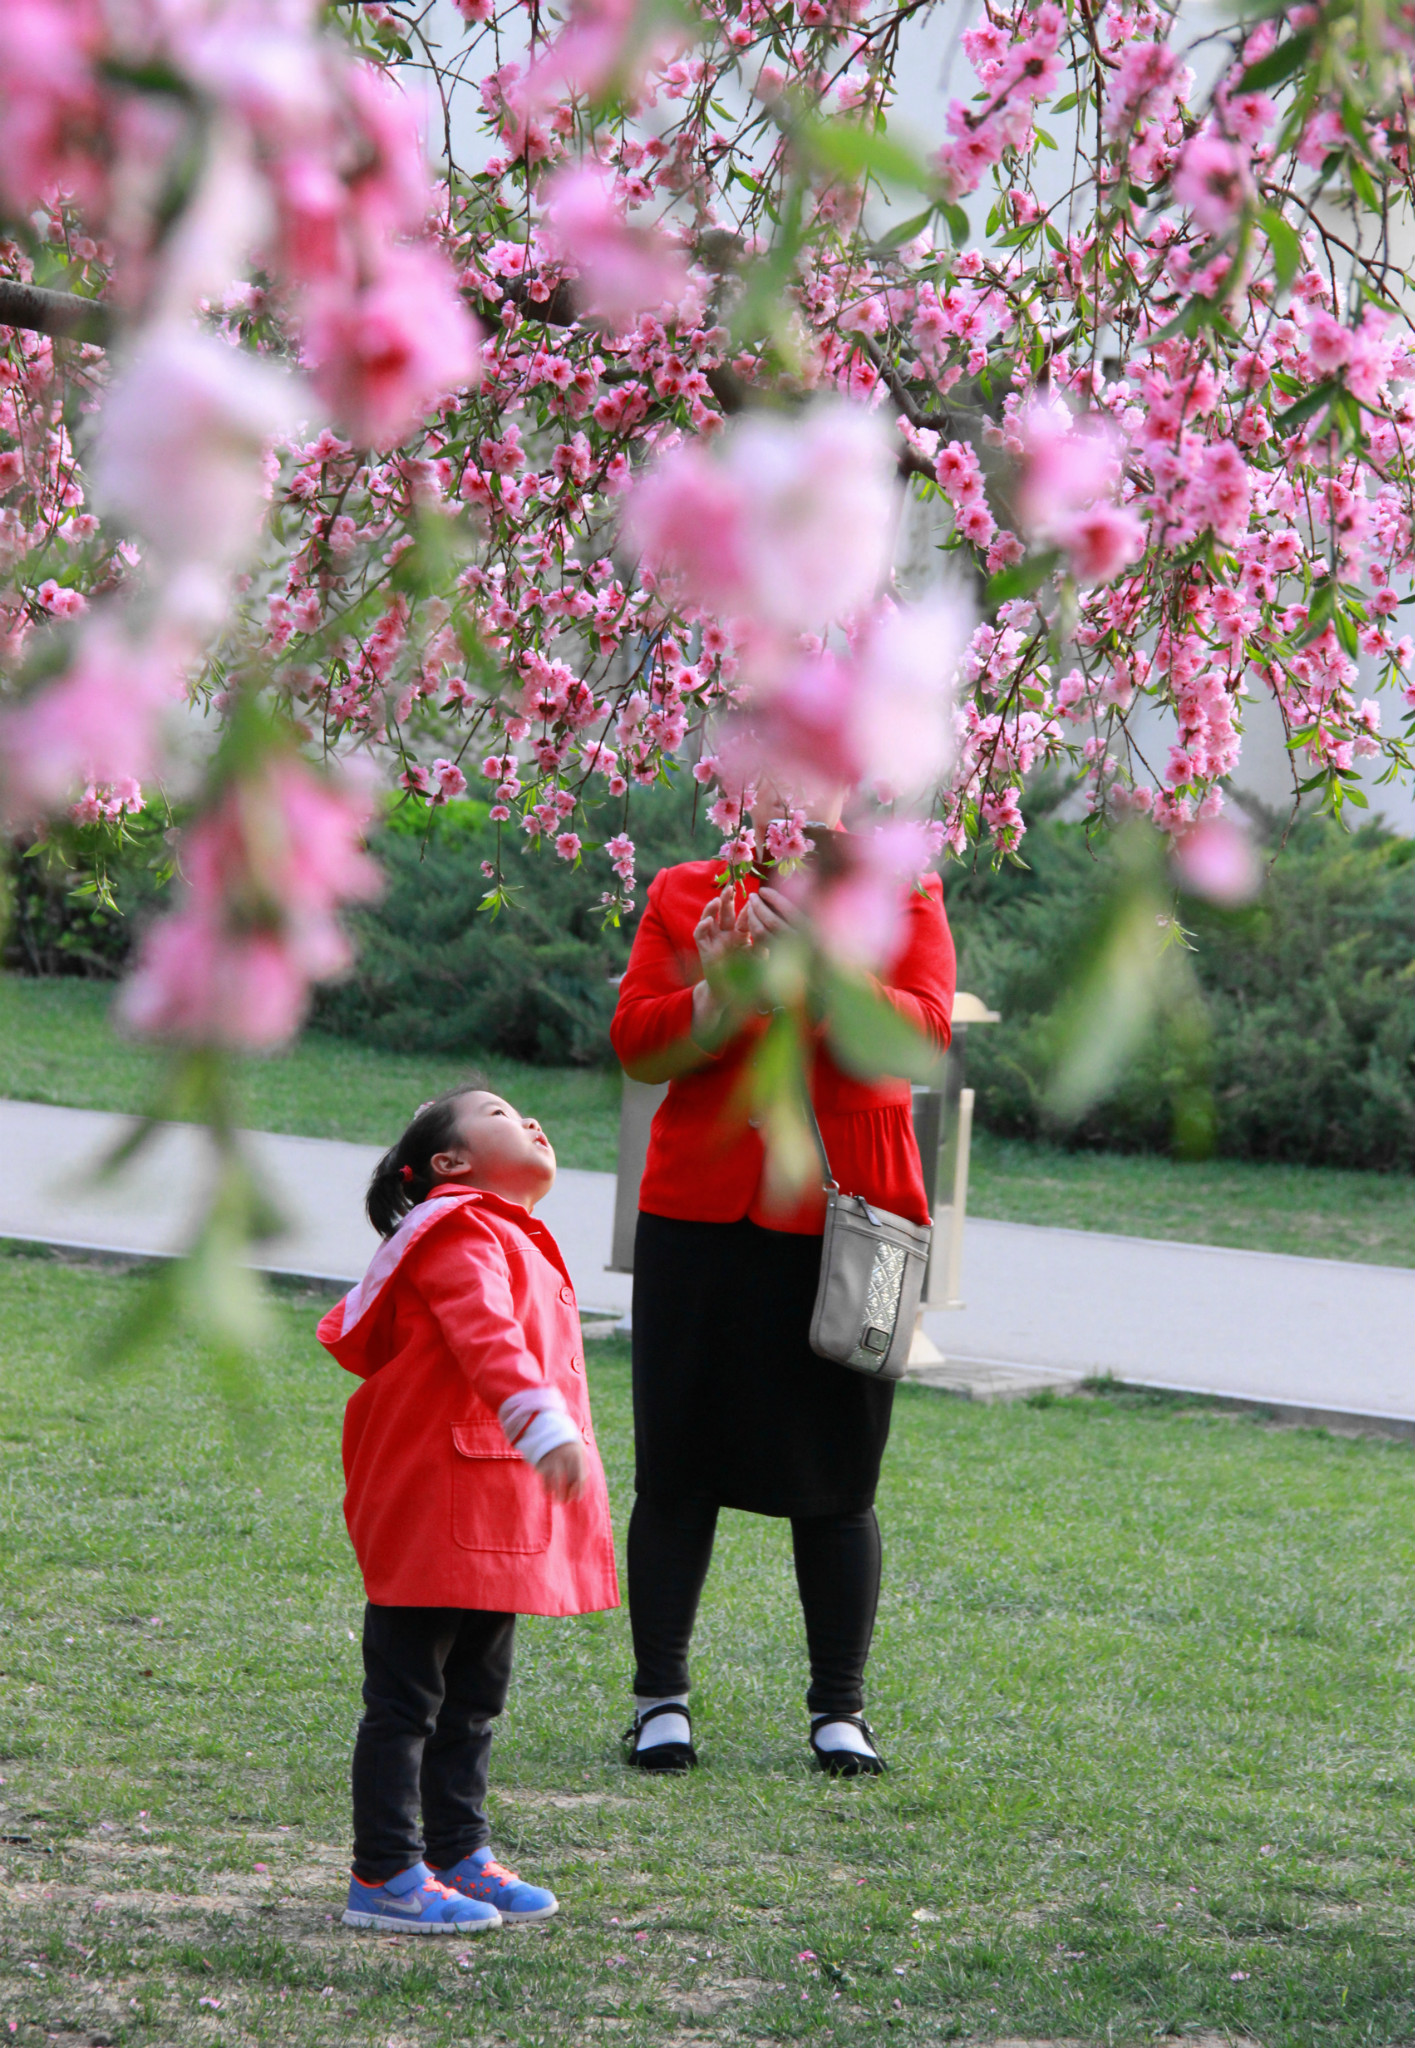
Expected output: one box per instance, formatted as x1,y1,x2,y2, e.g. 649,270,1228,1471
801,1076,840,1194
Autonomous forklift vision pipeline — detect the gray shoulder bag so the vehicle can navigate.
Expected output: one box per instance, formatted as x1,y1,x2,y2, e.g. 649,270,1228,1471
805,1099,931,1380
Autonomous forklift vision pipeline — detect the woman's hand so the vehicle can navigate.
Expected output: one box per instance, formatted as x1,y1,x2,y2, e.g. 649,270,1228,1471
536,1439,588,1503
694,885,745,978
742,884,803,953
691,886,747,1046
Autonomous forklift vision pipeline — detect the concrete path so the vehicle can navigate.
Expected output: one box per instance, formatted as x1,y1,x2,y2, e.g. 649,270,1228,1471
2,1098,1410,1429
0,1097,632,1315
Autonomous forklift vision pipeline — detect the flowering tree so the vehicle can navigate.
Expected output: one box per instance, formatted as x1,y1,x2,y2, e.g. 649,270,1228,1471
1,0,1413,1311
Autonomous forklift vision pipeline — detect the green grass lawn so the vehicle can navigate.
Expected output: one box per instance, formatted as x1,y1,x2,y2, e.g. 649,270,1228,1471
2,972,1413,1268
0,974,621,1175
2,1246,1414,2047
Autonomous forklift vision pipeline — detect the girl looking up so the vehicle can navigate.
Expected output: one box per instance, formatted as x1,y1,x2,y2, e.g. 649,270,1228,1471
318,1085,618,1934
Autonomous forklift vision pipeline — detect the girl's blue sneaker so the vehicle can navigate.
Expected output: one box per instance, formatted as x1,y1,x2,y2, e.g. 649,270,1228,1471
343,1860,501,1933
431,1847,559,1922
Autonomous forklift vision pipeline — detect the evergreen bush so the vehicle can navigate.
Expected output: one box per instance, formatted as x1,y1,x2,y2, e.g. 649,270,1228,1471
948,809,1415,1172
312,778,714,1066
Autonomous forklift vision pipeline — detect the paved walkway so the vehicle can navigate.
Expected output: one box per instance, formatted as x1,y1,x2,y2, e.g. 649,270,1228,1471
3,1098,1411,1430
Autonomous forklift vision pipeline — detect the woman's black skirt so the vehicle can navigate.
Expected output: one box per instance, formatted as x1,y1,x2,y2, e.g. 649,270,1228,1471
631,1211,896,1518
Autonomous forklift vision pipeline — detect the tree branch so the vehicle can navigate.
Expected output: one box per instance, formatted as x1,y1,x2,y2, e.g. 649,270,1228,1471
0,279,112,347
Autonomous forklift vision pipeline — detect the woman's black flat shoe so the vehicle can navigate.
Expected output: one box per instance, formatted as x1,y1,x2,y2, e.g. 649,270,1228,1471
623,1701,698,1773
810,1714,885,1778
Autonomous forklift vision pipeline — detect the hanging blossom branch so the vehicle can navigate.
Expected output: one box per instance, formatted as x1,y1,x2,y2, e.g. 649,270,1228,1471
1,0,1414,1067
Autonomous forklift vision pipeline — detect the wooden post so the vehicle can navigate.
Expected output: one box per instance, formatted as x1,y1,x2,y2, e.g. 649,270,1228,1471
943,1087,974,1310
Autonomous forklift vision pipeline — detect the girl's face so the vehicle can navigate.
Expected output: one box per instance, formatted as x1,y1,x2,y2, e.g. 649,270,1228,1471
429,1091,557,1210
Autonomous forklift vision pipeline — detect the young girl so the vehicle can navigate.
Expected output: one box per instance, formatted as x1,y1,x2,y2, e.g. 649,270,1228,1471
318,1083,619,1933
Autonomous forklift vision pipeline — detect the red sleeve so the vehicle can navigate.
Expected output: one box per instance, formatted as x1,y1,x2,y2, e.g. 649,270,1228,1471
408,1215,549,1416
868,876,955,1051
609,867,698,1073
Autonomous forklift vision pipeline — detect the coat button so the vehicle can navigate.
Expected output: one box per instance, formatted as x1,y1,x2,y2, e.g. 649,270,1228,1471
559,1284,575,1306
570,1355,582,1374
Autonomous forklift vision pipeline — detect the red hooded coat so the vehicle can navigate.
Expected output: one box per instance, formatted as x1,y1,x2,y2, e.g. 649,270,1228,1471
317,1185,619,1617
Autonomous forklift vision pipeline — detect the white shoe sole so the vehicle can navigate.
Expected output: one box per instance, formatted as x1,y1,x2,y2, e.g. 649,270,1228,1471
341,1907,502,1933
497,1901,560,1923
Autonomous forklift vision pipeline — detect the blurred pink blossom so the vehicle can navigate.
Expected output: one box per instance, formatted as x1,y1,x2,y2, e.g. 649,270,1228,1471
1172,132,1253,236
812,819,942,971
0,0,107,218
304,244,481,450
628,401,897,635
1172,816,1260,904
90,327,303,584
119,758,381,1050
543,164,689,329
1015,403,1121,539
1057,502,1145,585
523,0,688,114
0,619,184,826
851,596,969,794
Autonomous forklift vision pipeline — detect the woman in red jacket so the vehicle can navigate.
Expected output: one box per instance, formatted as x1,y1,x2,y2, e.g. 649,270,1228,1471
610,830,955,1776
318,1085,618,1932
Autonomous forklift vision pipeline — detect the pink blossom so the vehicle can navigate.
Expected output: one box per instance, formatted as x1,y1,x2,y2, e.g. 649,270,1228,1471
542,164,690,330
1171,133,1253,236
304,244,482,450
1057,503,1145,585
1304,310,1352,377
764,809,809,863
555,830,582,860
37,578,87,617
432,758,468,800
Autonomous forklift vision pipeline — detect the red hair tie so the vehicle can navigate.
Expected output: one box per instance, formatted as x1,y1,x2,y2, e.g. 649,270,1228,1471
399,1164,415,1184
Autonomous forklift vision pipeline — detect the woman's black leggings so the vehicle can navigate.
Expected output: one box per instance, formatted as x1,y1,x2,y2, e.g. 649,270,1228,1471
627,1494,882,1718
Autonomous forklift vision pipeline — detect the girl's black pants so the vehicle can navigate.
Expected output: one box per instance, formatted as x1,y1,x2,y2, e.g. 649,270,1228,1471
627,1494,882,1717
351,1603,515,1883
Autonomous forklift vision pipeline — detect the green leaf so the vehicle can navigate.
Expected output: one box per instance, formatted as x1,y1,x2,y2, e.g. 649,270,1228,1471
821,969,944,1086
1235,28,1313,93
1273,377,1341,433
801,116,936,194
985,550,1063,606
939,200,971,247
1349,154,1381,214
872,204,938,252
1258,206,1302,296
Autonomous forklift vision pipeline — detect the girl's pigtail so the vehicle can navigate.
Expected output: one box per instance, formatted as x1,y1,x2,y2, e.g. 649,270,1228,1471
364,1079,485,1239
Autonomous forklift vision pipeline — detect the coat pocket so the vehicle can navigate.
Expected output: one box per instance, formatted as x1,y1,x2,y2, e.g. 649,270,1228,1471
449,1425,552,1555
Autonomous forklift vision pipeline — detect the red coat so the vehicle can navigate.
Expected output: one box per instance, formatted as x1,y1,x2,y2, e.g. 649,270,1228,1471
610,859,955,1234
317,1186,619,1617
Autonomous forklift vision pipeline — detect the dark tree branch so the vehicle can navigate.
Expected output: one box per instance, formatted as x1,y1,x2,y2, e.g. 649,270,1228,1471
0,279,112,346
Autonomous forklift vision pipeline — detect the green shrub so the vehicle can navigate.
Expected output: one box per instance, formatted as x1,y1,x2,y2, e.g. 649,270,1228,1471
947,809,1415,1172
2,818,173,980
313,777,715,1066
